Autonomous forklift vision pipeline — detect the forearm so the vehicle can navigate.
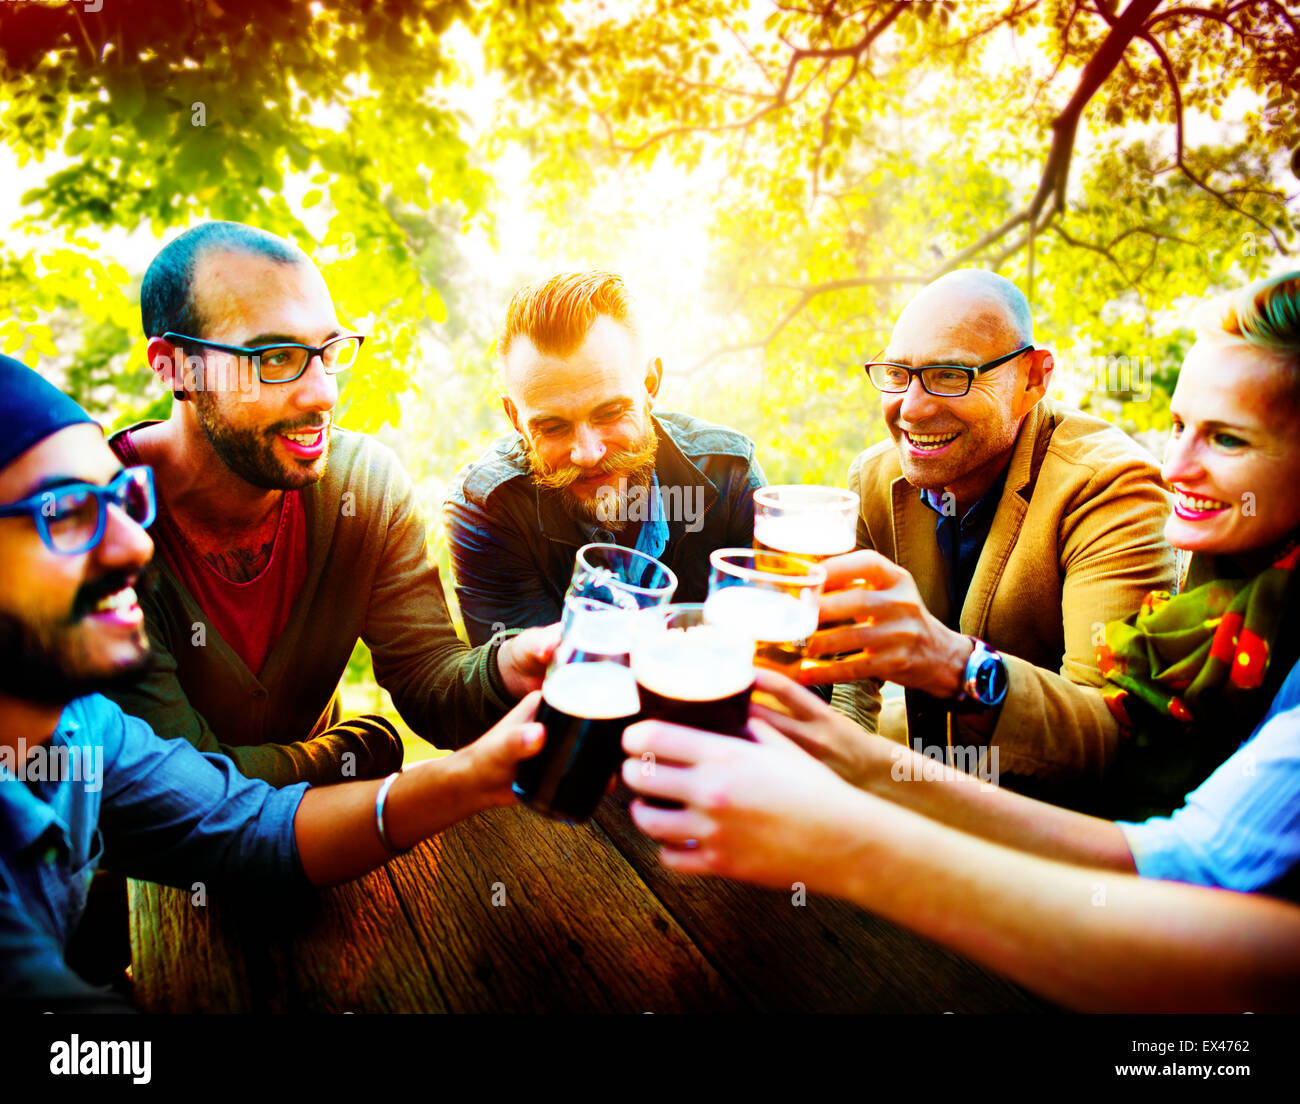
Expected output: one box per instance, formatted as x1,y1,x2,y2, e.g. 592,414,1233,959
292,755,485,886
373,628,512,749
828,795,1300,1011
863,738,1136,871
110,672,323,787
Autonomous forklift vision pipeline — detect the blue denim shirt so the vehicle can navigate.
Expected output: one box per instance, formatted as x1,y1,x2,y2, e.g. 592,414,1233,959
1118,656,1300,900
1,694,309,1004
444,411,766,645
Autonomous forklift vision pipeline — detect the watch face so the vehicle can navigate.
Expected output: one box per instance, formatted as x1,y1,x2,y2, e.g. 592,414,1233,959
975,654,1007,704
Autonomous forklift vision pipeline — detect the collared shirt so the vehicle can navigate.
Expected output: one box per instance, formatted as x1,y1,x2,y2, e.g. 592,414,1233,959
919,468,1009,623
1118,657,1300,900
1,694,309,1004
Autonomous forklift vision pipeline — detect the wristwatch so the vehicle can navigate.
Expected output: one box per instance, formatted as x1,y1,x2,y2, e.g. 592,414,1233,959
951,637,1008,712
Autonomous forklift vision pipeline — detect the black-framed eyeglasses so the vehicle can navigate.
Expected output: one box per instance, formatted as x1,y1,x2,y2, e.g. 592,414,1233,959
0,466,156,555
161,332,365,384
864,345,1034,397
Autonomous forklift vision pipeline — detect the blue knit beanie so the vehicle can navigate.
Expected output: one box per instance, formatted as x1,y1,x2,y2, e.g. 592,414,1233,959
0,354,98,472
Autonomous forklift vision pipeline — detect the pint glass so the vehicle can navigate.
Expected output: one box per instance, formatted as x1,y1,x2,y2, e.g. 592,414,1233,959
703,549,826,677
752,485,858,565
513,598,641,823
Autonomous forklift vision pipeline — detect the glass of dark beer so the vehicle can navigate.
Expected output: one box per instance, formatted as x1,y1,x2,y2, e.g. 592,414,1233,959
632,605,755,738
513,598,641,823
565,543,678,613
631,604,755,809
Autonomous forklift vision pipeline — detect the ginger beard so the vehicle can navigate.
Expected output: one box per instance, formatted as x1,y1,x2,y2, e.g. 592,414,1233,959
528,424,659,531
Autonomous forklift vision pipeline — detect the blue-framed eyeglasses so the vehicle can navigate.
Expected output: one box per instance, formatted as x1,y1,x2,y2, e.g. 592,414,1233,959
865,345,1035,397
0,465,156,555
161,332,364,384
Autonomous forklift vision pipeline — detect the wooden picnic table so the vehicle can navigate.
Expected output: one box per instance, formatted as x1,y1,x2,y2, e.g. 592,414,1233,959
127,784,1051,1013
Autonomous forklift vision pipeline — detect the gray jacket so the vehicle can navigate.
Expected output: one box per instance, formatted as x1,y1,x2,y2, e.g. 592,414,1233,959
443,411,766,645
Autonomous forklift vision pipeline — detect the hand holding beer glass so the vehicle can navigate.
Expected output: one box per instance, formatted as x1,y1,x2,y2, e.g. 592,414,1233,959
800,549,975,700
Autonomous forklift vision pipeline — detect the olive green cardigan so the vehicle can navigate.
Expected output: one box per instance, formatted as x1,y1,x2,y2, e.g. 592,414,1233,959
107,424,515,787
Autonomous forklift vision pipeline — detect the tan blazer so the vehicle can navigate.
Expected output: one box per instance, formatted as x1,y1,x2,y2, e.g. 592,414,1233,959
833,398,1177,783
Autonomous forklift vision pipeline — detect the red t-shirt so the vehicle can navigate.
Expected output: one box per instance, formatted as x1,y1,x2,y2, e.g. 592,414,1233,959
113,429,307,677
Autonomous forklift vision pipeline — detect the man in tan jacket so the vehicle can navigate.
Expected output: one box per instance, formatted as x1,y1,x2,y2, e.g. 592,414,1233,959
813,270,1175,799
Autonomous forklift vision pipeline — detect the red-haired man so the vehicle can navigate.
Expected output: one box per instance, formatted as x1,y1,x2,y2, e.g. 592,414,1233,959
445,271,767,645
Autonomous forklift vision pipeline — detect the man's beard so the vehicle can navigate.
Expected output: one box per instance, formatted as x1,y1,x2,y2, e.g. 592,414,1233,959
194,388,329,491
0,572,154,707
528,428,659,532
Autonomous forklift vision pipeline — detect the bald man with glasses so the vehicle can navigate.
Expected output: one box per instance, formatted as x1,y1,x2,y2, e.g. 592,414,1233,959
805,270,1176,809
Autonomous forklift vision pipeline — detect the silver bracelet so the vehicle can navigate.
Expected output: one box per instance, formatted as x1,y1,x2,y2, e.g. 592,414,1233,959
375,771,406,854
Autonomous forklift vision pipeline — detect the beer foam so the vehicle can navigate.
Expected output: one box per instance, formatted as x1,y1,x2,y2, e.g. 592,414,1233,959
754,515,855,558
704,585,819,643
563,606,640,656
542,661,640,719
633,627,755,702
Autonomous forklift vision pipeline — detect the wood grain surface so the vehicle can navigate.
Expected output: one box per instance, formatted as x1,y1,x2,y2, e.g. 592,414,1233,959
129,789,1050,1013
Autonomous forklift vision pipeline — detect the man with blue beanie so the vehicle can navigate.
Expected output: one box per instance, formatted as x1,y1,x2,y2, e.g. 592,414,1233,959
0,355,548,1007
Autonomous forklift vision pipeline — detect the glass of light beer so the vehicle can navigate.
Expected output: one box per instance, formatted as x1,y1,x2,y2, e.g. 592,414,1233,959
753,486,859,675
703,549,826,677
753,485,858,565
513,598,641,823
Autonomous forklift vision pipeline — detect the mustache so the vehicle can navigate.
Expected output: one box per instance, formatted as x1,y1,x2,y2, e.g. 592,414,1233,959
267,415,330,436
531,436,659,491
70,570,138,623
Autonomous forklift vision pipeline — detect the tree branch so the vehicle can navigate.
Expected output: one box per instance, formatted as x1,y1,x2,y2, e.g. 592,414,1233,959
613,2,908,159
688,273,926,372
1136,27,1291,255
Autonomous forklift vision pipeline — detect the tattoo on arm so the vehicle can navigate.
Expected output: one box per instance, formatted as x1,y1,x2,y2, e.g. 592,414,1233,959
205,539,276,583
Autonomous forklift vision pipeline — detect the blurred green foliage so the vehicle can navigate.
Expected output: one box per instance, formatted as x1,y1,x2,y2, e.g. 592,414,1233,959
0,0,1295,504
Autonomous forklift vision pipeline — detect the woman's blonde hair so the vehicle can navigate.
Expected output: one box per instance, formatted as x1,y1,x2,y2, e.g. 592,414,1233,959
1200,270,1300,373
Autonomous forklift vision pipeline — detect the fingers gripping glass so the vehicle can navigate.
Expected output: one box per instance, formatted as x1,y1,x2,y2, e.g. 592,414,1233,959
161,332,364,384
0,466,156,554
865,345,1034,397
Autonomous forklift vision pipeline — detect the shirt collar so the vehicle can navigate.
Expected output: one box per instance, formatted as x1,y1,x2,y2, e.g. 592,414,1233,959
919,465,1009,527
0,707,79,853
